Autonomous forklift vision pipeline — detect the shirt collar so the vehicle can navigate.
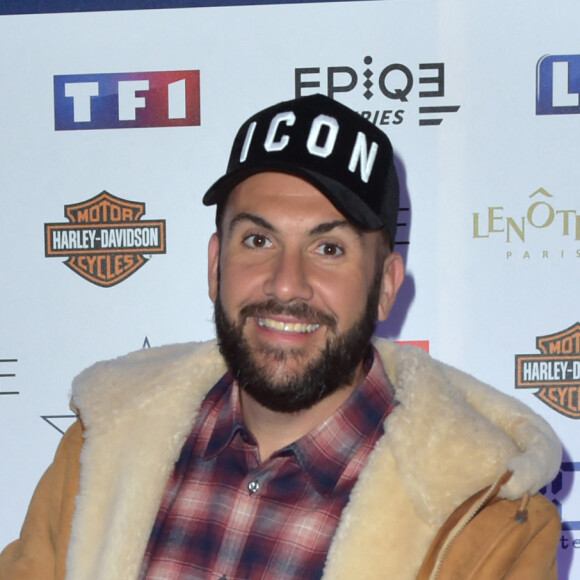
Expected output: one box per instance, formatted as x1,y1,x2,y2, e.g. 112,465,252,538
202,371,251,460
202,347,396,496
290,347,395,496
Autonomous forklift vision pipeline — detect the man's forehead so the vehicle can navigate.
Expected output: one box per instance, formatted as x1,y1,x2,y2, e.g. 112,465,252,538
220,173,381,248
223,171,350,221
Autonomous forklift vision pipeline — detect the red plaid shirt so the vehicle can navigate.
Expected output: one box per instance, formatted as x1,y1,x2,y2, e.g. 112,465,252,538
139,347,395,580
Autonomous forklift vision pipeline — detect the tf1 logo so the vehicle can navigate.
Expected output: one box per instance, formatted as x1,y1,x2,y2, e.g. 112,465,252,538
54,70,200,130
536,55,580,115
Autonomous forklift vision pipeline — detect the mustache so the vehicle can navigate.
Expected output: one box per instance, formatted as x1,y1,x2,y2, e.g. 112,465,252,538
239,299,337,330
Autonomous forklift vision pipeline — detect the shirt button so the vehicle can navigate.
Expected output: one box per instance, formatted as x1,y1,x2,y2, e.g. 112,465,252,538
248,480,260,495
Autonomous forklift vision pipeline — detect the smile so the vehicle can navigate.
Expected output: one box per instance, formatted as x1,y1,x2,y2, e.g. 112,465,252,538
257,317,320,334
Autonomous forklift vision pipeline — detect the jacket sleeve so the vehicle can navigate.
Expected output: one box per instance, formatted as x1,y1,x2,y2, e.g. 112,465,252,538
418,492,561,580
0,420,83,580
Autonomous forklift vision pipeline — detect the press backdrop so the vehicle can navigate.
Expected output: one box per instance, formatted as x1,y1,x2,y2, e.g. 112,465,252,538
1,1,578,577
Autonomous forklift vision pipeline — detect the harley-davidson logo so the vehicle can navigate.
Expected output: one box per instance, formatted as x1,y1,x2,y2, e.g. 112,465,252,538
515,323,580,419
44,191,166,287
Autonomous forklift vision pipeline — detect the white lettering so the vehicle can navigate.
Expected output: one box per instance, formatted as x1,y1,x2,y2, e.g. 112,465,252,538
552,60,579,108
83,229,97,249
118,80,149,121
168,79,186,119
523,361,533,382
51,229,98,250
264,111,296,152
52,231,62,250
348,131,378,183
239,121,257,163
526,360,576,382
523,361,571,382
306,114,339,158
64,82,100,123
100,227,158,248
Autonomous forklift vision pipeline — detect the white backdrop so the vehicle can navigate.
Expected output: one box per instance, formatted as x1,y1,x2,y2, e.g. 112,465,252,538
1,1,578,577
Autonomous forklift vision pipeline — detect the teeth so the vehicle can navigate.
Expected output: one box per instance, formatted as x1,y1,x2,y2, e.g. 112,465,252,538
258,318,320,334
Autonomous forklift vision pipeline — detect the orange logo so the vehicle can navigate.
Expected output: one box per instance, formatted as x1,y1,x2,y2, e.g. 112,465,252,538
45,191,166,287
515,323,580,419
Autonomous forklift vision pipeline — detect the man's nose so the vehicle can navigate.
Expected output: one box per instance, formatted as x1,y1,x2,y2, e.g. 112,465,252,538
262,249,314,304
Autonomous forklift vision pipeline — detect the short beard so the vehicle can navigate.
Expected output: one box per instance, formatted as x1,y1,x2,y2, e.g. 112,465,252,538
214,267,382,414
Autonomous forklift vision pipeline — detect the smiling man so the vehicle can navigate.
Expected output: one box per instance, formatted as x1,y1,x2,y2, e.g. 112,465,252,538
208,172,403,459
0,94,562,580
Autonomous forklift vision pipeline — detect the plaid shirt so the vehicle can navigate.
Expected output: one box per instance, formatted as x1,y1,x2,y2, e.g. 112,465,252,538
139,347,395,580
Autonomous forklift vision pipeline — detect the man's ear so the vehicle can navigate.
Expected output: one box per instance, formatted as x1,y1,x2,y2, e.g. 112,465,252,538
208,232,220,303
377,251,405,321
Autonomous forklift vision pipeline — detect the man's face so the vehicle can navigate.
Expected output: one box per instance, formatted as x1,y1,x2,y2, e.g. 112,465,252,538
208,172,402,413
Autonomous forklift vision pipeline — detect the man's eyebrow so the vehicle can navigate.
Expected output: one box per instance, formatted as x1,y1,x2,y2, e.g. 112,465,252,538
309,219,363,239
228,212,277,235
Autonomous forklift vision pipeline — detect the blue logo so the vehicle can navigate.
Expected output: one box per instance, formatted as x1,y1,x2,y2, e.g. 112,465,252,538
542,462,580,531
536,54,580,115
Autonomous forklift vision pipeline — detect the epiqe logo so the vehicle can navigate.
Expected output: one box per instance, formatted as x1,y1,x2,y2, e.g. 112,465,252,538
536,54,580,115
515,323,580,419
44,191,166,287
54,70,200,130
295,56,460,126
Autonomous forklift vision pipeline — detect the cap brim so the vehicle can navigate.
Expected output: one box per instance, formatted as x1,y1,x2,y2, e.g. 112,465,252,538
202,163,383,231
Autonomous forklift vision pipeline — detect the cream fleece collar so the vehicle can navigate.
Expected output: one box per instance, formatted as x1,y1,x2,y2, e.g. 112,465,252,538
67,338,561,580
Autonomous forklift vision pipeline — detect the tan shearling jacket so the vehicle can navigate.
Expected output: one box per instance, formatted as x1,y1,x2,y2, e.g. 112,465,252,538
0,339,562,579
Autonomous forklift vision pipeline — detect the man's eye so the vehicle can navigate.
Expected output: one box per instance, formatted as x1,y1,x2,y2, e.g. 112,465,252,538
316,243,344,257
243,234,271,249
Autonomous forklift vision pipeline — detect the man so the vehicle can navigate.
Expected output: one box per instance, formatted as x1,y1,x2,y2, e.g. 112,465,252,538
0,94,562,579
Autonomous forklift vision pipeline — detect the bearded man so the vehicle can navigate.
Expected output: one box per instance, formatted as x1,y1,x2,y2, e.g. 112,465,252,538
0,94,562,580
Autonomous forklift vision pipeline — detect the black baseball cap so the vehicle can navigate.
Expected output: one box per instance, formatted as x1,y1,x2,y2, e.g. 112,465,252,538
203,94,399,246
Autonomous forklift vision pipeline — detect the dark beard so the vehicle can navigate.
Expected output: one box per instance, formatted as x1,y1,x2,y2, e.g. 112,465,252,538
214,268,382,413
